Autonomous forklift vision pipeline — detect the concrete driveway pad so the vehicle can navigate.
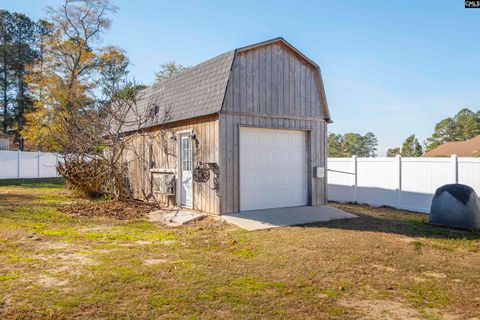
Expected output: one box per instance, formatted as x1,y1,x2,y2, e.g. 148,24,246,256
221,205,357,231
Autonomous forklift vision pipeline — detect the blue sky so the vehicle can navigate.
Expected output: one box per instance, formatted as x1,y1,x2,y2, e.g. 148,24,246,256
2,0,480,155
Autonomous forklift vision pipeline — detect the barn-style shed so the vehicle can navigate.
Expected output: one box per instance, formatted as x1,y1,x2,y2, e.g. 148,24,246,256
123,38,331,215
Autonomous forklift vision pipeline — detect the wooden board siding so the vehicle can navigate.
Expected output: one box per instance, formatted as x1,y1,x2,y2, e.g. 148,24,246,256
218,42,328,214
223,42,326,119
122,117,220,215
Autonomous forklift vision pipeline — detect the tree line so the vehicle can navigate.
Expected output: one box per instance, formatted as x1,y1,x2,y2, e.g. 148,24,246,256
0,5,186,151
329,108,479,158
386,108,480,157
327,132,378,157
0,11,54,149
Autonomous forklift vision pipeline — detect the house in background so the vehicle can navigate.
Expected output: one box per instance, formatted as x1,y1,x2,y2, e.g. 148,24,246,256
122,38,331,215
423,135,480,157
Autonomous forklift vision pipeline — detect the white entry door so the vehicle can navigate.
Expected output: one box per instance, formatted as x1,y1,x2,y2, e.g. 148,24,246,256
179,133,193,208
240,127,307,211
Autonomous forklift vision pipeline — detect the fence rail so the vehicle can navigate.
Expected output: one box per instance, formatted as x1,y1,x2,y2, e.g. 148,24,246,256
327,155,480,213
0,150,61,179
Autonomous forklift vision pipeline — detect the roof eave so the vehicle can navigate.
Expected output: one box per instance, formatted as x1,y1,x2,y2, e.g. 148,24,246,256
236,37,320,69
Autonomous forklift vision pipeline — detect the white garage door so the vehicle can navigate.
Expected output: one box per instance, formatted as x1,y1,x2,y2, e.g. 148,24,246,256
240,127,308,211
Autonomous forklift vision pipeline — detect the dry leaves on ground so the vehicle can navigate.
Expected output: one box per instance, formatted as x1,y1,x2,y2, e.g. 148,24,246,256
60,199,157,220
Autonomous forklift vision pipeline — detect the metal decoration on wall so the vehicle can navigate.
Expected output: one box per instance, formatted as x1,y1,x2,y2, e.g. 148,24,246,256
207,163,220,176
192,162,221,197
193,163,210,183
207,163,220,197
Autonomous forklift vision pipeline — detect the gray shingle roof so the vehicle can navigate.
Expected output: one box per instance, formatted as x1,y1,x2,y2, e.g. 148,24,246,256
129,50,234,131
122,37,331,132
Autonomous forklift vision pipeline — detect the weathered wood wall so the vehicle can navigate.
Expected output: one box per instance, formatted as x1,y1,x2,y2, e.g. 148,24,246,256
222,42,327,119
123,116,220,214
218,42,328,214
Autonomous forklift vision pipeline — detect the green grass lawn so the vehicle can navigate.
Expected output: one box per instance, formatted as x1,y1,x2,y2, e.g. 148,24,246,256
1,180,480,319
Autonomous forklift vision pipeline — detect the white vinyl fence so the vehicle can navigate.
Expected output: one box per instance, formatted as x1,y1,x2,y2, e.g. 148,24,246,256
0,150,61,179
328,155,480,213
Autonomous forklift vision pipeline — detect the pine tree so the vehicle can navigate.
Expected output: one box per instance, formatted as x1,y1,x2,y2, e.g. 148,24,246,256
401,134,422,157
426,108,480,151
0,10,14,134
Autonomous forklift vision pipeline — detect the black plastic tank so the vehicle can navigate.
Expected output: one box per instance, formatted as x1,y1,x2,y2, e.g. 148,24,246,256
429,184,480,229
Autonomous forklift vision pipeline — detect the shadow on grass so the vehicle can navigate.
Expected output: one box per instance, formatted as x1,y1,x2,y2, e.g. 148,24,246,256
302,203,480,240
0,177,65,188
0,192,37,203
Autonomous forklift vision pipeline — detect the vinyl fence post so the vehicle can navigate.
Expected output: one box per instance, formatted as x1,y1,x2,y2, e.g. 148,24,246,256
451,154,458,184
352,155,358,203
37,150,41,178
396,154,402,209
17,149,20,179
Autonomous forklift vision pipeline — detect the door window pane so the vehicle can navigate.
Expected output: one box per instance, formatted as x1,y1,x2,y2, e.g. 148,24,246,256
181,136,192,171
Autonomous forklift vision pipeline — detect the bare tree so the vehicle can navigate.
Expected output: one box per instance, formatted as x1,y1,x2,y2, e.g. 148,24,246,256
23,0,160,202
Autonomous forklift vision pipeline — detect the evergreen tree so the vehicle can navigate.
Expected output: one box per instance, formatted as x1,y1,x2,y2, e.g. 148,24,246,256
327,133,343,157
327,132,378,157
10,13,37,148
401,134,422,157
386,147,400,157
426,108,480,151
0,10,14,134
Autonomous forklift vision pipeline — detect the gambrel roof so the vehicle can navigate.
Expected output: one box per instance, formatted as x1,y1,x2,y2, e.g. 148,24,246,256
134,50,235,129
127,37,330,132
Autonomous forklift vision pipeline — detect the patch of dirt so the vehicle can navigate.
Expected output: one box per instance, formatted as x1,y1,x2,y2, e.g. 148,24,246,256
409,276,427,283
423,271,447,279
372,264,397,272
339,299,422,319
37,274,69,288
34,252,97,267
0,229,25,241
56,252,97,265
0,294,12,309
35,241,70,250
60,199,157,220
134,240,155,245
144,258,168,265
77,225,113,232
118,240,178,246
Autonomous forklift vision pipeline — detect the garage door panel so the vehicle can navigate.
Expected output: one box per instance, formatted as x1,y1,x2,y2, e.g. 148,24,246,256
273,151,289,168
257,149,273,167
257,132,274,145
289,133,305,146
290,190,306,204
273,191,291,206
241,170,257,188
256,192,274,209
241,148,257,168
290,170,305,186
290,152,304,166
274,132,290,145
241,192,257,210
242,130,257,146
240,127,307,211
256,171,273,188
273,170,290,186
